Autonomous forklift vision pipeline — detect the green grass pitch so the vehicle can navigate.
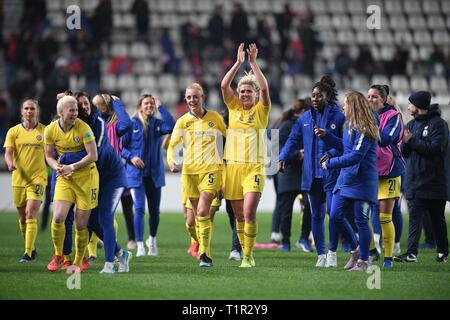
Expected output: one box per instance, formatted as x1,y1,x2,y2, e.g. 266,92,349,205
0,211,449,300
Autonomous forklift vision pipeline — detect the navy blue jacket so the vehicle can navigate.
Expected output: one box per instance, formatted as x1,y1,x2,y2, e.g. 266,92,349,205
401,104,449,200
279,103,345,192
377,104,405,179
326,127,378,204
122,106,175,188
277,113,302,194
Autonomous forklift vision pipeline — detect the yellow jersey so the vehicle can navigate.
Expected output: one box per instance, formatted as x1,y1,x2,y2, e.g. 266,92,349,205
44,118,96,176
3,123,47,187
167,110,226,174
224,95,271,163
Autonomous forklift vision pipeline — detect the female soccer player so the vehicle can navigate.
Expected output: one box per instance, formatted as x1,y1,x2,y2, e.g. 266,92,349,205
93,93,136,251
4,99,47,262
279,76,349,267
322,91,380,271
168,83,226,267
44,95,99,273
368,85,404,268
220,43,271,268
122,94,175,257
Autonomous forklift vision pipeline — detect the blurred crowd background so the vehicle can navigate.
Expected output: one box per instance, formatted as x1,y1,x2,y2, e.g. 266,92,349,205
0,0,450,167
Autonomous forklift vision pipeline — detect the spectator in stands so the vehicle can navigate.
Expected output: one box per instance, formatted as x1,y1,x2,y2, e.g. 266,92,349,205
0,97,8,155
298,19,321,78
334,45,353,80
82,48,101,96
230,3,250,47
91,0,113,46
427,45,448,77
37,29,58,78
396,93,449,263
131,0,150,40
20,0,46,33
389,43,409,77
160,28,178,75
207,5,225,60
276,3,295,62
355,45,376,80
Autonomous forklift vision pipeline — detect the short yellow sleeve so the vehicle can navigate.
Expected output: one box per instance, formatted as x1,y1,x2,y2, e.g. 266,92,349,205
79,121,95,144
225,95,240,111
3,127,16,149
44,125,55,145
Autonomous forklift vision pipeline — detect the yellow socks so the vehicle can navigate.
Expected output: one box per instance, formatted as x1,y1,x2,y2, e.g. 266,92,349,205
74,228,89,266
236,220,245,250
51,221,65,256
380,212,395,258
87,233,98,258
63,255,72,263
25,219,37,256
186,223,198,243
197,215,212,257
243,222,258,257
19,219,27,240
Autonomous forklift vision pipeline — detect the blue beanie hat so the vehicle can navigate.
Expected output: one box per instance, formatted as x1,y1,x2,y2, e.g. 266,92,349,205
408,91,431,110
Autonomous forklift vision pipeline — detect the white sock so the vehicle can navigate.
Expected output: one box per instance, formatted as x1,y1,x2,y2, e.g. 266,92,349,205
374,233,381,252
104,262,114,269
150,236,156,245
137,241,144,250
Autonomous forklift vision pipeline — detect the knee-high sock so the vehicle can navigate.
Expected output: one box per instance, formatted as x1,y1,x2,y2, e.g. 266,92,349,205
19,220,26,241
51,221,65,256
74,228,89,266
197,216,211,257
87,233,98,258
380,212,395,258
236,220,245,250
243,222,257,257
25,219,37,256
186,223,198,244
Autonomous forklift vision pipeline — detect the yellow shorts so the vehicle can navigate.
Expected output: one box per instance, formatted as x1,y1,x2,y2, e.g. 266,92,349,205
184,196,221,210
224,163,265,200
182,171,222,200
378,176,401,200
12,184,46,207
53,164,99,210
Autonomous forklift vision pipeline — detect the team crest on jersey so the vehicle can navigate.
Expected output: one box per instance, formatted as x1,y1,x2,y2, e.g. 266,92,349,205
74,136,81,143
422,126,428,137
36,135,42,141
208,121,214,128
331,124,336,130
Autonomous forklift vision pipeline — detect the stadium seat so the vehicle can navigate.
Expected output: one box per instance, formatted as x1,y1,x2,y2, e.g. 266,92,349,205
432,30,450,45
332,14,351,29
177,0,194,13
110,43,129,57
294,75,313,91
371,74,390,86
121,13,135,29
48,12,65,28
350,14,366,30
346,0,365,13
394,30,413,46
320,45,338,60
380,46,395,61
418,45,434,61
310,0,327,14
408,14,427,30
281,75,295,90
137,75,158,92
101,75,117,91
121,90,139,111
413,30,432,45
130,42,150,59
385,0,403,14
315,14,332,30
351,75,370,92
117,75,136,91
197,0,213,13
329,0,346,14
443,0,450,14
423,0,441,14
403,0,422,14
410,76,429,92
356,31,375,45
319,30,336,45
391,75,410,93
375,30,394,45
427,15,446,30
388,14,408,30
430,77,449,94
337,30,355,44
81,0,98,12
46,0,62,11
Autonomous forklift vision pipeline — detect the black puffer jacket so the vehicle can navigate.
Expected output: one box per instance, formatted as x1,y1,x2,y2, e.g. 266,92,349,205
401,104,449,200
